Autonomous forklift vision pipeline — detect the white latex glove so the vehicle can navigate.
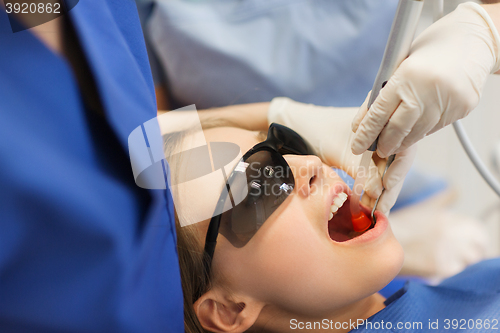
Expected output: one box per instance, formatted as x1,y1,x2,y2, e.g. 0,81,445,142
268,97,417,214
352,2,500,158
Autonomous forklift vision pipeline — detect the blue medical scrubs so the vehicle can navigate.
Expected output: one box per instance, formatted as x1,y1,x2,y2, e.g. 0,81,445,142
144,0,399,109
353,258,500,332
0,2,183,332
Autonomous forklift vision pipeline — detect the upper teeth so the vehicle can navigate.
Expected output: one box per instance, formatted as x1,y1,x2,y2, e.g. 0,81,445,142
329,192,348,220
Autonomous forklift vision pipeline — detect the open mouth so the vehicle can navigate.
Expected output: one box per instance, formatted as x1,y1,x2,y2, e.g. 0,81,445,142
327,195,374,242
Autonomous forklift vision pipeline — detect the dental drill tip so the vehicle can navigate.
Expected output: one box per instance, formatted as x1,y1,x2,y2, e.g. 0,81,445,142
351,211,372,232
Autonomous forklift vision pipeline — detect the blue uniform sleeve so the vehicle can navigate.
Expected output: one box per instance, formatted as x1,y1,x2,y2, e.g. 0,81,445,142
145,0,398,109
0,1,183,332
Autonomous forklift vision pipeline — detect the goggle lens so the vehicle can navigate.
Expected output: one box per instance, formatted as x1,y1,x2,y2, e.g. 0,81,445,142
220,149,295,247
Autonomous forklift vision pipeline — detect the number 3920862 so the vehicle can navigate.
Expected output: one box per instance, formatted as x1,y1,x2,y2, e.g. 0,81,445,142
5,2,61,14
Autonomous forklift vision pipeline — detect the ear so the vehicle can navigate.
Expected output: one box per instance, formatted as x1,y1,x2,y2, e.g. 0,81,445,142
194,287,264,333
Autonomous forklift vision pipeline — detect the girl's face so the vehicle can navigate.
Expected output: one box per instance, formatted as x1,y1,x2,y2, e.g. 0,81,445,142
201,127,404,318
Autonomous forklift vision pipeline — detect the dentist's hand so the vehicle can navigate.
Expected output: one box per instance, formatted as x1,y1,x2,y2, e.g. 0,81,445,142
268,97,417,214
351,2,500,158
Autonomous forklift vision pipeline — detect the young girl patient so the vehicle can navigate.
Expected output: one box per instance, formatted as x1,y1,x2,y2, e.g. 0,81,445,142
164,121,500,333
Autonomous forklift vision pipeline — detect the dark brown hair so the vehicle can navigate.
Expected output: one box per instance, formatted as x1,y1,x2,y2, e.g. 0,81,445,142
164,117,259,333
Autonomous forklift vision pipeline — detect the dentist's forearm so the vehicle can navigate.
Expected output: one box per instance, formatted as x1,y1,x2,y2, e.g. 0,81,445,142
158,102,270,131
201,102,270,131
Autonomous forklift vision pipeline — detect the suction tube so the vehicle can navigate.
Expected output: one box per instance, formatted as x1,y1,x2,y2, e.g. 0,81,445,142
453,120,500,197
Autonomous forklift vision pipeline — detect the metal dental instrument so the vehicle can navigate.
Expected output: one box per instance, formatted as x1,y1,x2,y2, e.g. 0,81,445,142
350,0,424,228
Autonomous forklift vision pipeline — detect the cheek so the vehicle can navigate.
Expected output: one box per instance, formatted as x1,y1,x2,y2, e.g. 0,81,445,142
234,206,347,314
218,205,404,318
341,228,404,295
250,226,403,317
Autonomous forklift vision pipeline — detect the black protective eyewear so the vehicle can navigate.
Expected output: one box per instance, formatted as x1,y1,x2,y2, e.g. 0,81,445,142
201,123,315,289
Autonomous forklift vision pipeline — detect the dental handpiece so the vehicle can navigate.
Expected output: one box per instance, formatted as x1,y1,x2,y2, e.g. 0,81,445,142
350,0,423,230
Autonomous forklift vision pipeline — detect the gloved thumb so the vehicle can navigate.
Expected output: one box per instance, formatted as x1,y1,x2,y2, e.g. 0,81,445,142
383,144,417,191
376,177,405,216
364,159,383,199
376,144,418,215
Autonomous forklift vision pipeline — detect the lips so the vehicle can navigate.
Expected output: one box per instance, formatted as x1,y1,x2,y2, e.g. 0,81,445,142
327,196,373,242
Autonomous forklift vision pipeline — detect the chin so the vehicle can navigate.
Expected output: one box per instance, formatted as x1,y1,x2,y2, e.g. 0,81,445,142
347,225,404,296
369,227,405,293
321,230,405,314
384,225,405,270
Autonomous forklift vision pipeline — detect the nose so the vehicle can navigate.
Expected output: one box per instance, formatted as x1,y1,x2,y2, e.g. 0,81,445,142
284,155,324,198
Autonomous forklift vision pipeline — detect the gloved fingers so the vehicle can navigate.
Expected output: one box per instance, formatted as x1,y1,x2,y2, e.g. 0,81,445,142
361,191,377,210
380,103,441,157
382,144,417,192
373,145,417,215
391,111,441,156
351,78,402,155
376,176,405,216
364,159,383,199
426,120,447,137
426,102,474,137
351,91,371,133
376,97,422,158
